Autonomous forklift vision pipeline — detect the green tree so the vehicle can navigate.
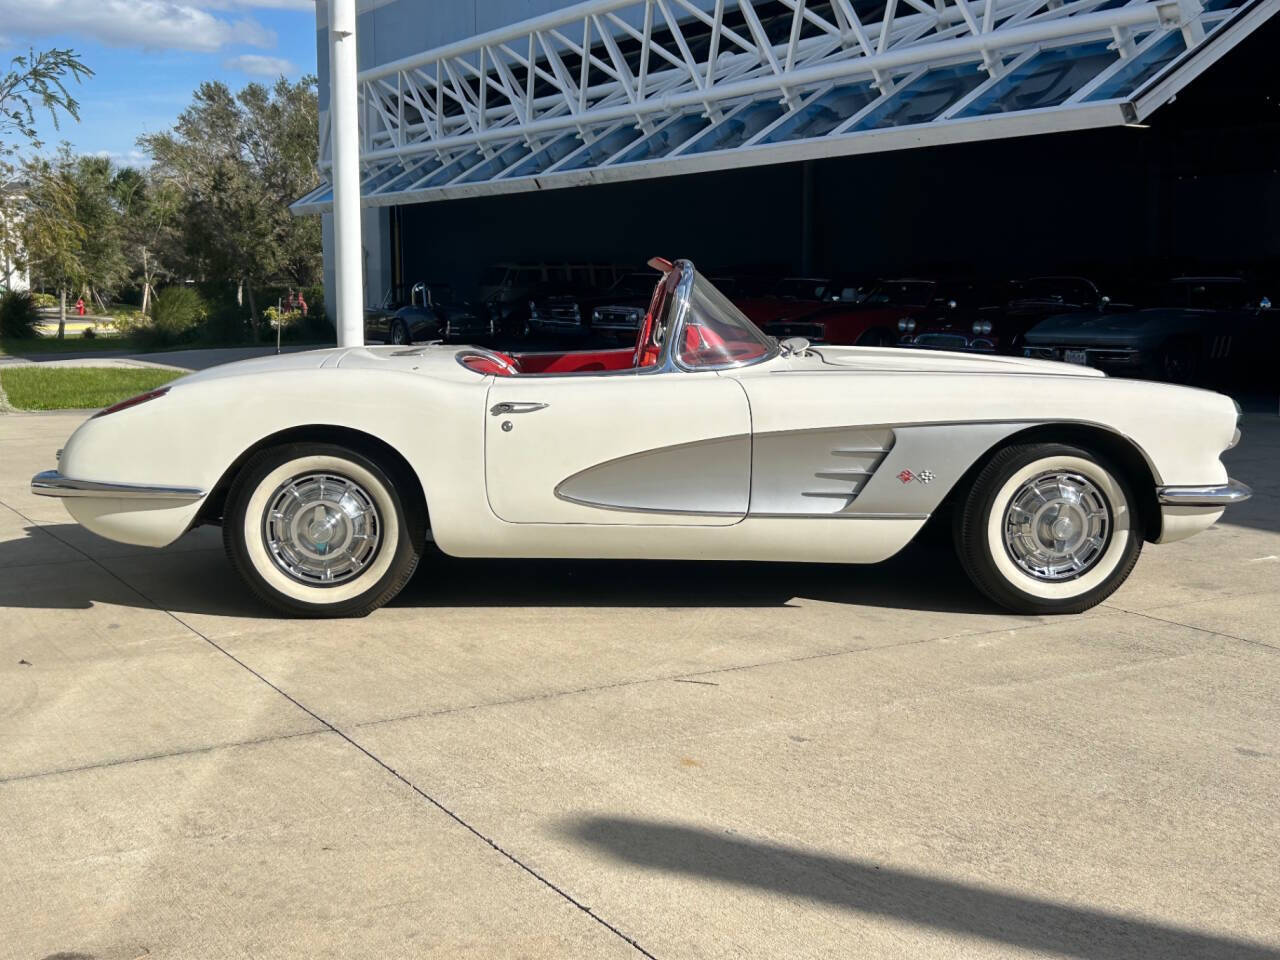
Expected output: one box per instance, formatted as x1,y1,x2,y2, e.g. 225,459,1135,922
21,151,86,338
112,166,181,314
140,75,322,338
70,153,129,308
0,48,91,295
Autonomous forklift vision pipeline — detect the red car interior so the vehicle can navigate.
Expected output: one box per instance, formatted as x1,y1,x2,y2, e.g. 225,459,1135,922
511,347,637,374
459,263,742,376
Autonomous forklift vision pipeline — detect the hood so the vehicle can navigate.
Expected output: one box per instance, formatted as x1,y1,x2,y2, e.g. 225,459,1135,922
810,344,1105,377
1024,308,1200,344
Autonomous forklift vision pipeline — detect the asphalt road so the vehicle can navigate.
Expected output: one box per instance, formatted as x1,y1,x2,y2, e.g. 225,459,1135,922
1,409,1277,960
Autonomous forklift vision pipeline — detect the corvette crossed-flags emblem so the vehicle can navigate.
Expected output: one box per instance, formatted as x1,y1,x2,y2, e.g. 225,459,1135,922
898,469,935,485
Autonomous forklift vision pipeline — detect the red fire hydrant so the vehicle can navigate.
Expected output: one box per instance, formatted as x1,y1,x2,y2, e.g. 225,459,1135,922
76,297,86,317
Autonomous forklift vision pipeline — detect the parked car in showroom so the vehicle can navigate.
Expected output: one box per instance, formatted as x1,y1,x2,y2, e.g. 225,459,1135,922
767,278,934,346
529,271,655,337
906,277,1110,354
1022,276,1274,383
34,258,1249,620
592,274,740,340
733,276,861,326
481,262,623,338
363,287,405,337
366,283,486,344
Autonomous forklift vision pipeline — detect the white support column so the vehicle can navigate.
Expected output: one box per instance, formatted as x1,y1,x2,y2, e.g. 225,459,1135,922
329,0,364,347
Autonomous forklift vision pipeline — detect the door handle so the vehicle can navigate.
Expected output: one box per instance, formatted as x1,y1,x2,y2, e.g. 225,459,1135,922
490,401,549,416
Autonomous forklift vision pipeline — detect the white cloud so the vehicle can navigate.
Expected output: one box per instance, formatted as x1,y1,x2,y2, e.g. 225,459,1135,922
92,148,151,166
0,0,280,53
225,53,298,76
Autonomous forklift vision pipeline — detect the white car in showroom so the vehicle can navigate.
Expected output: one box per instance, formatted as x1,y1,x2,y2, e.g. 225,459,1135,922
33,259,1250,618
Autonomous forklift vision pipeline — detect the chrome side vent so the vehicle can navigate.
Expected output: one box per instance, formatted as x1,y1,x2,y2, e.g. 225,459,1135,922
752,427,895,516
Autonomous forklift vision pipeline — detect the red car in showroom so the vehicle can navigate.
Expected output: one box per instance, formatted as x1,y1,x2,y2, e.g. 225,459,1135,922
732,276,859,326
762,279,935,346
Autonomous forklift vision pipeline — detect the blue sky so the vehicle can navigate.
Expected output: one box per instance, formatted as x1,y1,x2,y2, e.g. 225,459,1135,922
0,0,320,166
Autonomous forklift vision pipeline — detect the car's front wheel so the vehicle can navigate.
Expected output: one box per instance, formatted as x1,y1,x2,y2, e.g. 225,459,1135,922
953,443,1143,614
223,443,424,617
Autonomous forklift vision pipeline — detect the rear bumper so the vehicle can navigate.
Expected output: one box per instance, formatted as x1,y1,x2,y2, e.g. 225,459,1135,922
1156,479,1252,507
31,469,205,502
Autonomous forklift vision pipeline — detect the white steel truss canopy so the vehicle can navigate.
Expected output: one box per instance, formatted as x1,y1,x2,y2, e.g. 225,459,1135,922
292,0,1278,213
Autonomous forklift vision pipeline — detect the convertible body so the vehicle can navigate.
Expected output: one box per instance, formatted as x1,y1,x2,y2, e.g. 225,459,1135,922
33,261,1249,617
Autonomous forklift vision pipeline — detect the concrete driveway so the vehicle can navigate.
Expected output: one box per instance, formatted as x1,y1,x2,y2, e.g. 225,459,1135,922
1,410,1277,960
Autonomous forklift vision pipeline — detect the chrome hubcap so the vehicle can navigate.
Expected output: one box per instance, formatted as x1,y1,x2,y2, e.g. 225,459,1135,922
1003,471,1110,581
264,473,381,585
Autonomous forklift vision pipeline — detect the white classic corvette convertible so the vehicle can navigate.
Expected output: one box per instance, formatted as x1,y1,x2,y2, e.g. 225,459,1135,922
34,259,1250,617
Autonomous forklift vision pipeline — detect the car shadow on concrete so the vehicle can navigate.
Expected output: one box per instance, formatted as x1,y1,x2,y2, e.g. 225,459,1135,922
563,816,1280,960
1,523,999,618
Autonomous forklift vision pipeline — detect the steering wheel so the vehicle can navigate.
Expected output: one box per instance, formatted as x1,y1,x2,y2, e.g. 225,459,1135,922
461,347,519,376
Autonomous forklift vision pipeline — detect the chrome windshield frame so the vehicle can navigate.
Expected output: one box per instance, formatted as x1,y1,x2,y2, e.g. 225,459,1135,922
661,260,780,375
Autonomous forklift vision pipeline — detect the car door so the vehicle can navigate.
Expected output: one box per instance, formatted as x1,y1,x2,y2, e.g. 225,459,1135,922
484,371,750,525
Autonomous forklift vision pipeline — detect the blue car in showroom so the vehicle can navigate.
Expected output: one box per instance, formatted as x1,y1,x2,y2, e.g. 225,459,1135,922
1021,277,1274,384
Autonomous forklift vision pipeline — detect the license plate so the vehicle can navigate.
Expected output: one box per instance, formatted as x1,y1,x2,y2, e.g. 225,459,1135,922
1064,349,1088,365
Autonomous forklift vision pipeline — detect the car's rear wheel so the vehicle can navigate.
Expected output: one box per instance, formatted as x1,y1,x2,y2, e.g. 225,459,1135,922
223,443,423,617
953,442,1143,614
389,319,408,345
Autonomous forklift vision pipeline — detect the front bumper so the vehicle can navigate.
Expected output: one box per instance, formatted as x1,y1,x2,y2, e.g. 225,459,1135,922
31,469,205,502
1156,479,1252,507
1023,345,1143,367
903,332,997,353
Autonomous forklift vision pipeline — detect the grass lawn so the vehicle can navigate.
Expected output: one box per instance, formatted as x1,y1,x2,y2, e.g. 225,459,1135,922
0,367,184,411
0,334,139,357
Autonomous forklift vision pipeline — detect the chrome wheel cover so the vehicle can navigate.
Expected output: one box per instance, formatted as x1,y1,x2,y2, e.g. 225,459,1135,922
263,472,382,585
1002,471,1111,581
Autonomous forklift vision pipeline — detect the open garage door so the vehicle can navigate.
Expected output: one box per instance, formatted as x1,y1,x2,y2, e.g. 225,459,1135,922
292,0,1278,214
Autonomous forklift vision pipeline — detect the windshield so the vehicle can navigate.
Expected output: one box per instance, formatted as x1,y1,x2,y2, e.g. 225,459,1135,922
861,281,934,307
1017,277,1094,303
677,269,775,368
771,277,830,301
1156,280,1251,310
610,273,658,298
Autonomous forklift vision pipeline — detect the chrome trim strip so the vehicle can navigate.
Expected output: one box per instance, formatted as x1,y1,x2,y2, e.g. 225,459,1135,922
1157,479,1252,506
749,512,930,520
30,470,205,502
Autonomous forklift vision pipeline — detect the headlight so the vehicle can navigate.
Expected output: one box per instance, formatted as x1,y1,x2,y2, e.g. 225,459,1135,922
528,300,538,318
904,318,916,332
592,309,603,323
972,320,993,335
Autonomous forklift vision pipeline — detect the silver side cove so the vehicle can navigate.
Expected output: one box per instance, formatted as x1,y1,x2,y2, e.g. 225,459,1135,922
555,434,751,517
555,422,1040,520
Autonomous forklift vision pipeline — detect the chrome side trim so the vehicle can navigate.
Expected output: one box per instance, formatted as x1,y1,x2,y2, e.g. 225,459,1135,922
31,470,205,502
1156,480,1252,506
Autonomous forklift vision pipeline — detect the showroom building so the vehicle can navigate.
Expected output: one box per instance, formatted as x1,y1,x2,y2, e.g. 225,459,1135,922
299,0,1279,324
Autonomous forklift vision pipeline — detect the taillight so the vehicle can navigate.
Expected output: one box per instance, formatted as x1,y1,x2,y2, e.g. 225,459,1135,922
92,387,171,419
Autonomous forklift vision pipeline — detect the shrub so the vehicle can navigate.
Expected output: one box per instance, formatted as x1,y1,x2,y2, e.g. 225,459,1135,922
0,290,40,339
145,286,208,347
105,310,148,337
30,291,58,309
82,326,97,340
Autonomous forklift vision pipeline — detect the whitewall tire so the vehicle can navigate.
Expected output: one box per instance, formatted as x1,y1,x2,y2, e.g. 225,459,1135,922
224,443,424,617
954,443,1143,614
